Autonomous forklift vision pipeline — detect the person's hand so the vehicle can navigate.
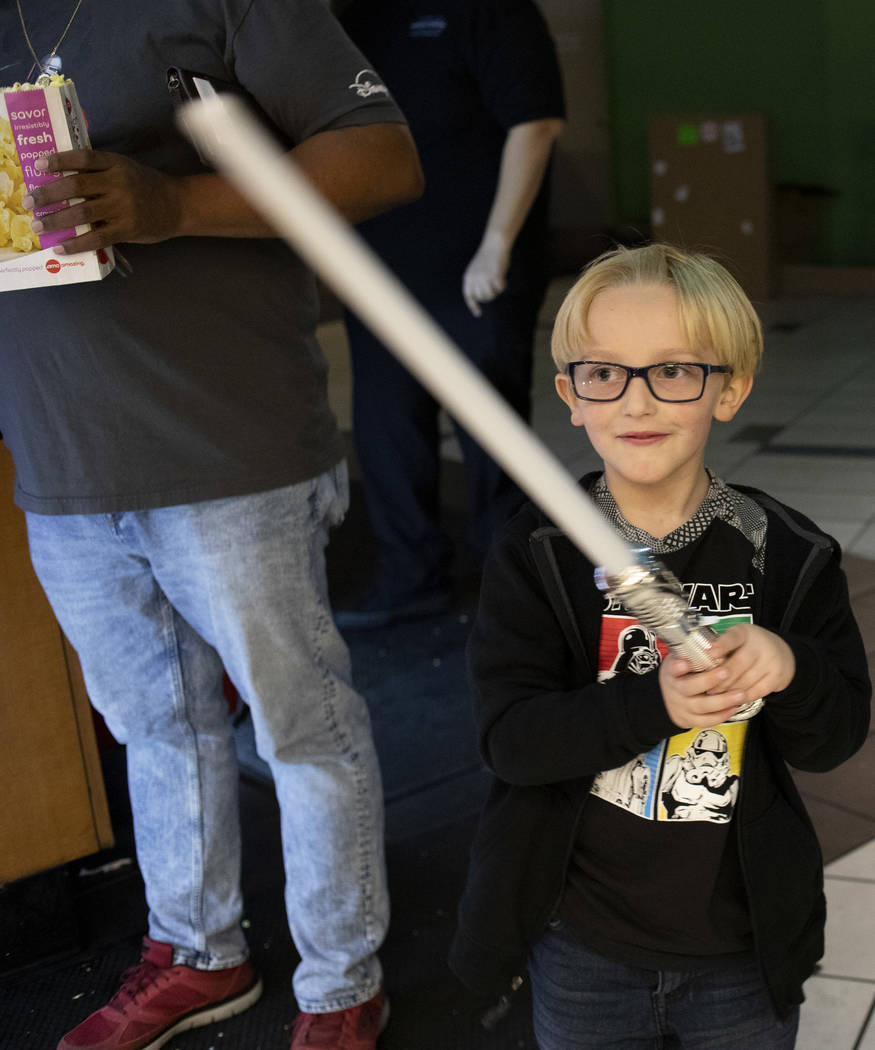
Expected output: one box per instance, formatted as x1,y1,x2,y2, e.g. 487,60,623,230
659,655,749,729
462,230,511,316
659,624,795,729
21,150,183,253
704,624,795,701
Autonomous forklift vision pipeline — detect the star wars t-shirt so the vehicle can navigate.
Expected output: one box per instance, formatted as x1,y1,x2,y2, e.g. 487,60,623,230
560,473,767,970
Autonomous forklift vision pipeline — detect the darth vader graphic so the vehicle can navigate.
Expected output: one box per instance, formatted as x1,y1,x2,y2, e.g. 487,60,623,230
609,624,661,676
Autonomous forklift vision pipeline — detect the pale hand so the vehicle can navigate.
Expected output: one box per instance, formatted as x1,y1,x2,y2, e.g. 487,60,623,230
659,624,795,730
462,231,510,316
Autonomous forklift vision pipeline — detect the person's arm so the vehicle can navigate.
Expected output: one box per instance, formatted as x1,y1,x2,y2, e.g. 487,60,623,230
759,555,871,772
469,520,678,787
22,121,424,254
462,116,564,317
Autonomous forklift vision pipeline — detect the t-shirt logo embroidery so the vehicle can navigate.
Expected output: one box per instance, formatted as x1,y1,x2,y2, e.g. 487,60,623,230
409,16,448,38
348,70,389,98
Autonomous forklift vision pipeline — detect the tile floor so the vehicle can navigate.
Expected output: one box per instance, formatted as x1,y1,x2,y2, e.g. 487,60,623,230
319,281,875,1048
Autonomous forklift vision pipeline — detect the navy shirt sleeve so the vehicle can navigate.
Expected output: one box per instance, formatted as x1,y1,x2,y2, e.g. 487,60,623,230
465,0,566,129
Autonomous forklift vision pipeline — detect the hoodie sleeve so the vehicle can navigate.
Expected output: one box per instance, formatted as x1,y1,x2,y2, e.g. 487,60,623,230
762,549,871,772
467,512,678,786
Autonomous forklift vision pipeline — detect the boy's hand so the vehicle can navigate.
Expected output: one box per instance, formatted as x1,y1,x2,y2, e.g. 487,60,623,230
659,624,795,729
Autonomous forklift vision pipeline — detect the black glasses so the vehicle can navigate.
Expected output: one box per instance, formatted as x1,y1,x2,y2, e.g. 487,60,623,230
565,361,733,403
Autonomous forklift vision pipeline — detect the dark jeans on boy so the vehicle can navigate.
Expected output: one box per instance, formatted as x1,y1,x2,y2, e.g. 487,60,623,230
529,922,800,1049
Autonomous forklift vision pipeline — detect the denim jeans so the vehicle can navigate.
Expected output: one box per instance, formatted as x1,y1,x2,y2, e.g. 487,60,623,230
26,463,388,1012
529,923,799,1049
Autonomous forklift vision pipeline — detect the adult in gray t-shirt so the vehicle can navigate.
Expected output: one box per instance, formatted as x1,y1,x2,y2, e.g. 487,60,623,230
1,2,423,1046
2,0,413,515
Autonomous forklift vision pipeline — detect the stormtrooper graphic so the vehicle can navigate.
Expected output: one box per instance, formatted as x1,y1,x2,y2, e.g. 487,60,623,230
661,729,739,822
627,759,651,816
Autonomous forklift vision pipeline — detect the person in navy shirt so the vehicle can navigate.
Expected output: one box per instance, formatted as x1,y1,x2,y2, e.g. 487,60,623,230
338,0,565,627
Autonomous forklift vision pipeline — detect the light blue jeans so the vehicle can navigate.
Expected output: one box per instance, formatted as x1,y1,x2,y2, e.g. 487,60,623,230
26,463,388,1012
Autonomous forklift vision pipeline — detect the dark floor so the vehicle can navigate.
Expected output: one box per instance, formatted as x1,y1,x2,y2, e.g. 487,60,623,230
1,463,873,1050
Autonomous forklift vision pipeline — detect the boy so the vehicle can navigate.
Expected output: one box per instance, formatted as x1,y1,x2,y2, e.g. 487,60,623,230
448,244,871,1048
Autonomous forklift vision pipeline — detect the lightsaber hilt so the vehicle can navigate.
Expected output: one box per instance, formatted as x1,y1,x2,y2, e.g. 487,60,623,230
598,552,763,722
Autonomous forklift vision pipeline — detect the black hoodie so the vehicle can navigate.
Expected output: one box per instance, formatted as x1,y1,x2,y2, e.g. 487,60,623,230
449,476,871,1020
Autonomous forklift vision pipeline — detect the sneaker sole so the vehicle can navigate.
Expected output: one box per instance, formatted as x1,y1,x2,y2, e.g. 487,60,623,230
133,974,263,1050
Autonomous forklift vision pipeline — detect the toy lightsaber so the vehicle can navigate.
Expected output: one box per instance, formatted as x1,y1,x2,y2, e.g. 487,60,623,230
178,95,761,721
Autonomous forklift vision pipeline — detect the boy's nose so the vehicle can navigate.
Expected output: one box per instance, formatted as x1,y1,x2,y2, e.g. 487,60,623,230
621,374,658,413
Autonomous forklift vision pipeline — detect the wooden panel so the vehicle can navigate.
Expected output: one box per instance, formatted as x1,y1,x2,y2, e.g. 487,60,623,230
0,442,112,884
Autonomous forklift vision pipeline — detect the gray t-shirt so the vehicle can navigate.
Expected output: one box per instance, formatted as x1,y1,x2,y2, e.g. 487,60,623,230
0,0,404,513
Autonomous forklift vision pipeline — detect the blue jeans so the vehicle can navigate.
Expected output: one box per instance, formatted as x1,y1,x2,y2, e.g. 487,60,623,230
26,464,388,1012
529,924,799,1049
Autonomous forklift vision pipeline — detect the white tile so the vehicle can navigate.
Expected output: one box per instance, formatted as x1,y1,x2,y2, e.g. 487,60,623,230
735,399,817,426
850,524,875,560
796,976,875,1050
752,488,875,520
783,402,875,426
858,1006,875,1050
739,456,875,493
826,838,875,880
561,447,603,477
812,521,868,548
818,389,875,411
702,447,757,477
774,424,875,449
817,878,875,980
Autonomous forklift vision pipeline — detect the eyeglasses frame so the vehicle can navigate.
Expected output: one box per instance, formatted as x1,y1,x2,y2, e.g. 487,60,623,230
564,360,734,403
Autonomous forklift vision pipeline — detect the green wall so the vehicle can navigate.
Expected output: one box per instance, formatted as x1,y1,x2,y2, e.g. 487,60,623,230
603,0,875,265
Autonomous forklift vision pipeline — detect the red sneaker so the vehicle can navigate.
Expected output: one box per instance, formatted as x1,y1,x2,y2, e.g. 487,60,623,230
289,989,389,1049
57,937,262,1050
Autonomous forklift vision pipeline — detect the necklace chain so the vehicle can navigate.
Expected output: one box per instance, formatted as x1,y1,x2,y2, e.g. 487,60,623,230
16,0,85,80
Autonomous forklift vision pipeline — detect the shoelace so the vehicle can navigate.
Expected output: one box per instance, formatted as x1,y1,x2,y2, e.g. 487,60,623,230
109,959,168,1013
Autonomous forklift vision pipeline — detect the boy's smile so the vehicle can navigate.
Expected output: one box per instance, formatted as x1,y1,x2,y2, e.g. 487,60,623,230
555,283,752,529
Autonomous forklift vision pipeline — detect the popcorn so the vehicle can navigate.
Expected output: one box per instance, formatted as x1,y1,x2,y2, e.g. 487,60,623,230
0,113,39,252
0,75,114,291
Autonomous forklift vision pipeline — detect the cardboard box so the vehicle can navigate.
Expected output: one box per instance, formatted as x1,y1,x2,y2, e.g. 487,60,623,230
0,76,114,291
649,112,774,300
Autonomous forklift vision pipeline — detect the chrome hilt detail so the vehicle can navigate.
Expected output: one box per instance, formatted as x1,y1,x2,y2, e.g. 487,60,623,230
598,552,763,722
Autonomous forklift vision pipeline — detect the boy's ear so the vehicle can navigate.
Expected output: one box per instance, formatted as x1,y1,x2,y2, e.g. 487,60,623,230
555,373,586,426
713,373,753,422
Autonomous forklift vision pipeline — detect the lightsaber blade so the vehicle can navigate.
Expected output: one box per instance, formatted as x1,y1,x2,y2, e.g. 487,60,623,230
178,95,630,577
178,95,761,720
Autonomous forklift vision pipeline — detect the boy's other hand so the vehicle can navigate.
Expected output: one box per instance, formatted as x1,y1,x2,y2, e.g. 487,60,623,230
704,623,796,702
659,624,795,729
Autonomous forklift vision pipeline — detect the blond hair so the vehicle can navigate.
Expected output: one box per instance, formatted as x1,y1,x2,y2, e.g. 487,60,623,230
550,243,763,377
